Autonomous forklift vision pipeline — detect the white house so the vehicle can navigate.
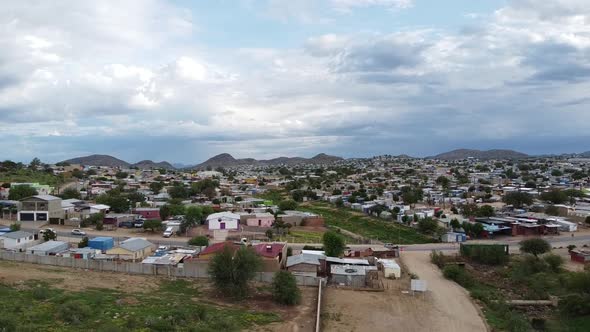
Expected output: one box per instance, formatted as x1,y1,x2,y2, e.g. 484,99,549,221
207,211,240,230
0,231,35,250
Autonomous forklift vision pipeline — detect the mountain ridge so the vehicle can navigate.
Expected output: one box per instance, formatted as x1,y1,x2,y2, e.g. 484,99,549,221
429,149,529,160
192,153,344,169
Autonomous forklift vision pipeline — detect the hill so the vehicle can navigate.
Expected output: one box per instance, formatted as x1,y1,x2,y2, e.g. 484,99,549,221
131,160,176,170
193,153,343,169
579,151,590,158
430,149,529,160
61,154,130,167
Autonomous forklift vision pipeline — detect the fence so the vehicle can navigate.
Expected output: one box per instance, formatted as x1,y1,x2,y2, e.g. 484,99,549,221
0,251,321,286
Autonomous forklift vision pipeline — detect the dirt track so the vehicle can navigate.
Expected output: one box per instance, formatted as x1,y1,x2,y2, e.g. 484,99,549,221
322,251,487,332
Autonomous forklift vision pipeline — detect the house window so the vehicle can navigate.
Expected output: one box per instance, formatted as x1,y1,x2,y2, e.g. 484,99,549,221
258,220,261,226
17,239,20,243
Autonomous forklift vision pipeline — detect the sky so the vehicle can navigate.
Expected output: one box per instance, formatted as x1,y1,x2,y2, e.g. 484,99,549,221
1,0,589,164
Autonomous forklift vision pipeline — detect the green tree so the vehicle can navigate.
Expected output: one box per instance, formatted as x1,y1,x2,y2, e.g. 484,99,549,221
115,171,128,179
209,246,262,298
278,199,298,211
96,193,130,213
8,185,38,200
322,231,345,257
182,206,203,233
61,187,81,199
477,205,495,217
418,217,439,235
545,205,559,216
149,182,164,194
540,189,568,204
520,238,551,258
9,223,20,231
169,185,189,199
271,271,301,305
78,236,89,248
188,235,209,246
502,192,533,208
29,157,42,169
450,218,461,231
265,229,274,239
143,219,163,232
43,229,57,241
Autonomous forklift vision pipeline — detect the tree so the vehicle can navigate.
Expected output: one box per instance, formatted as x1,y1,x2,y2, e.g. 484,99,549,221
460,203,479,217
278,200,298,211
29,157,42,169
143,219,163,232
477,205,495,217
265,229,274,239
149,182,164,194
545,205,560,216
115,171,128,179
78,236,89,248
188,236,209,246
436,176,450,189
9,223,20,231
8,185,38,200
540,189,568,205
169,185,189,199
520,238,551,258
43,230,57,242
202,187,217,200
322,231,345,257
450,218,461,231
182,206,203,233
209,246,262,298
271,271,301,305
502,192,533,208
471,223,485,238
61,187,81,199
418,218,439,235
96,193,130,213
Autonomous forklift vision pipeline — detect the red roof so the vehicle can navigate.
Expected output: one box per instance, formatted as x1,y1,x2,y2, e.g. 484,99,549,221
254,243,285,258
199,242,239,256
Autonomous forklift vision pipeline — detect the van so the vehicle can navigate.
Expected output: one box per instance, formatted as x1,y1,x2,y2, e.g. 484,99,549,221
163,227,174,238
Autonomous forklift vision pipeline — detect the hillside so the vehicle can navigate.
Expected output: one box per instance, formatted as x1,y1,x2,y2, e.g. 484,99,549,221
431,149,529,160
61,154,130,167
131,160,176,170
193,153,344,169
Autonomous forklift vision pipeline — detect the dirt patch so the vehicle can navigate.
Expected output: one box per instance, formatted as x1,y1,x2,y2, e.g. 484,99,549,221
322,252,487,332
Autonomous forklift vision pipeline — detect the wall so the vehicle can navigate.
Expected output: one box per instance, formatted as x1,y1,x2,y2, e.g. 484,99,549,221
0,251,320,286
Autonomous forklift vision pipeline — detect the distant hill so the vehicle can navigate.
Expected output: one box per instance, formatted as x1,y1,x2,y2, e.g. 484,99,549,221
62,154,130,167
193,153,344,169
430,149,529,160
131,160,176,170
580,151,590,158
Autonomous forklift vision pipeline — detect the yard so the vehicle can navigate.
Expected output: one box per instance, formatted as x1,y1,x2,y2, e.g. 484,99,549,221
299,201,434,244
0,260,317,331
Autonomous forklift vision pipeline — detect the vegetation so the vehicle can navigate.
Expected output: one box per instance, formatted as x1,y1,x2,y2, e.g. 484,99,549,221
278,199,298,211
9,223,20,231
502,192,533,208
8,184,38,200
0,279,280,331
271,271,301,305
459,244,509,265
78,236,89,248
209,246,262,299
60,187,81,199
519,238,551,257
42,230,57,241
143,220,163,232
188,236,209,246
322,231,345,257
300,202,433,244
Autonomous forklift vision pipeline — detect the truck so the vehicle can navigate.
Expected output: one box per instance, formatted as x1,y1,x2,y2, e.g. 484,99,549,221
163,224,180,238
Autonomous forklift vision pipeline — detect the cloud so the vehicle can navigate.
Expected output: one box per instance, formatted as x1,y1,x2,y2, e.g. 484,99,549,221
330,0,414,13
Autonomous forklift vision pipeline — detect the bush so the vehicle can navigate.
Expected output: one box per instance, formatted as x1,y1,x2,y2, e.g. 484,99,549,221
271,271,301,305
543,254,564,273
460,244,509,265
278,200,298,211
560,294,590,316
520,238,551,257
9,223,20,231
322,231,345,257
430,250,446,268
188,236,209,246
58,300,92,324
443,265,473,287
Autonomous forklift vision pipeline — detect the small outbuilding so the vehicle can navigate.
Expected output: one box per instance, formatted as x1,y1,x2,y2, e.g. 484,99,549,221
88,237,114,252
26,240,69,256
0,230,35,250
377,259,401,279
330,264,367,288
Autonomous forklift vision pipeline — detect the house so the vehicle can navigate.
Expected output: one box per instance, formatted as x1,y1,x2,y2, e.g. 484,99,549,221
26,240,69,256
0,231,35,250
133,208,161,220
246,213,275,227
286,252,325,277
570,249,590,264
197,242,240,259
253,242,287,271
207,212,240,230
106,238,154,261
18,195,64,224
441,232,467,243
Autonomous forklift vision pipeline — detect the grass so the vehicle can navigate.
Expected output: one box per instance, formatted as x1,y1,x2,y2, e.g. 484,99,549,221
0,169,65,187
276,229,357,244
299,201,434,244
0,279,281,331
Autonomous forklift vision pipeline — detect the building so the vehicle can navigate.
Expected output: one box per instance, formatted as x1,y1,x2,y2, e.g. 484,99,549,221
246,213,275,227
330,264,374,288
133,208,161,220
18,195,64,224
26,240,69,256
286,252,325,277
0,231,35,250
441,232,467,243
207,212,240,230
88,237,114,252
570,249,590,264
106,238,154,261
197,242,240,260
253,242,287,271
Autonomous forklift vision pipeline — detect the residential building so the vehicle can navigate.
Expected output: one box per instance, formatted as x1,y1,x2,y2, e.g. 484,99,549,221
18,195,64,224
0,231,35,250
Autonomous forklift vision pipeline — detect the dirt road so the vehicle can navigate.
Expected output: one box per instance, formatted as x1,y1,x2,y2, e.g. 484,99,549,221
322,251,487,332
402,251,488,332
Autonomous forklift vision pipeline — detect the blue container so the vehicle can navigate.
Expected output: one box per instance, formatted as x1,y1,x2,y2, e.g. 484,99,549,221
88,237,114,252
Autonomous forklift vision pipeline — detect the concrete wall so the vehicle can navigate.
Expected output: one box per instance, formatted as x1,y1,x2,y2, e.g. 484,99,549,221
0,251,320,286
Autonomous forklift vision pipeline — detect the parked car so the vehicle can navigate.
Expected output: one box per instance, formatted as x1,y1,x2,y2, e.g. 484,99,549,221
71,228,86,236
163,227,174,238
39,228,55,235
119,221,134,228
134,220,144,228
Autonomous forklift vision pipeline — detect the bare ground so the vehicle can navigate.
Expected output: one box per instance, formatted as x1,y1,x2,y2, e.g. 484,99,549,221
322,251,488,332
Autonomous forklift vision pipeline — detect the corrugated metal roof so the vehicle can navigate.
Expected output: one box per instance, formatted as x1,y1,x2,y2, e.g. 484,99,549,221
286,253,323,267
0,230,33,239
120,238,153,252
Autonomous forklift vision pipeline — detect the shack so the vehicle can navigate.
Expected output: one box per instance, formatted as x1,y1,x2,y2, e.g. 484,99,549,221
26,240,68,256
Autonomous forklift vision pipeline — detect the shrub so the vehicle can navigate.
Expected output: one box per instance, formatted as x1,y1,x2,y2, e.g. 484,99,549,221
460,244,509,265
188,236,209,246
9,223,20,231
271,271,301,305
443,265,473,287
58,300,92,324
519,238,551,257
430,250,446,268
209,246,262,298
559,294,590,316
567,244,577,252
543,254,564,273
322,231,345,257
32,286,51,300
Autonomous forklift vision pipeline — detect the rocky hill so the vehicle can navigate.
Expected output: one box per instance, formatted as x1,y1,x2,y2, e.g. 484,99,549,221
193,153,343,169
430,149,529,160
131,160,176,170
61,154,130,167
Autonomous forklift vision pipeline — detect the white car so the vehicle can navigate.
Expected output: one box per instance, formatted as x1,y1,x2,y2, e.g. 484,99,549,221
39,228,55,234
71,229,86,236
